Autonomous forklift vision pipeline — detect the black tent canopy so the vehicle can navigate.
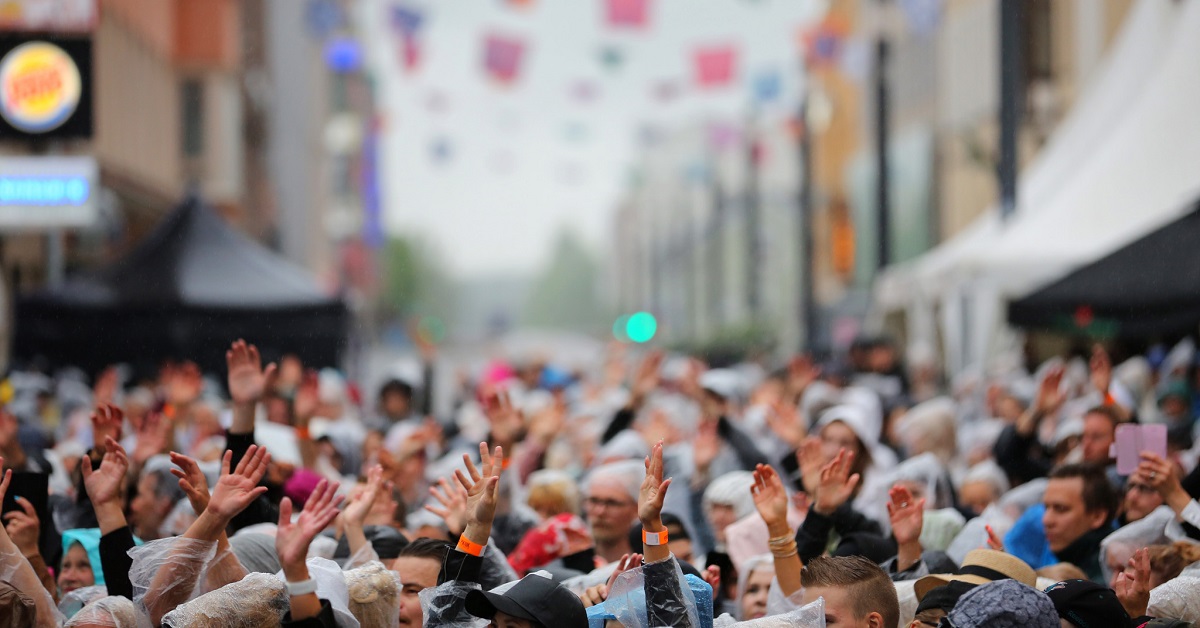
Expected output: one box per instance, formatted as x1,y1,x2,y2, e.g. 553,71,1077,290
1008,202,1200,339
15,196,348,374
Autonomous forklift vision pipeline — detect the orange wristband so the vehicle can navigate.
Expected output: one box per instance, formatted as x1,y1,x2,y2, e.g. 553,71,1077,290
456,535,486,556
501,458,512,470
642,529,668,546
295,426,310,440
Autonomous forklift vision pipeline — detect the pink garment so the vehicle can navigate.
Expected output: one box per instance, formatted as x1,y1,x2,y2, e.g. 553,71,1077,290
725,505,807,570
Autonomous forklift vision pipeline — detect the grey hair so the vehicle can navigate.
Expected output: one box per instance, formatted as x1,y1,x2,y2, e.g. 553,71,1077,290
582,460,644,503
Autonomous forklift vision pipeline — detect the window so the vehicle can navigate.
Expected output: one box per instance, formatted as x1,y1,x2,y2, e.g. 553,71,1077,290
181,79,205,157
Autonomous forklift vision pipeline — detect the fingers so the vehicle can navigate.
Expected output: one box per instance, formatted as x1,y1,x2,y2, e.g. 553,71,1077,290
463,453,482,484
15,496,35,518
454,469,472,493
0,469,11,500
278,496,293,525
104,437,128,463
220,449,232,477
424,505,450,518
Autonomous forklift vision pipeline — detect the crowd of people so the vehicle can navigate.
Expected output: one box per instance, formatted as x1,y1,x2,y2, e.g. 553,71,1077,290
1,333,1199,627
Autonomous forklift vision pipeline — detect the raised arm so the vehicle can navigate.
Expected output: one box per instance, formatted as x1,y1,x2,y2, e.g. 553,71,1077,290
81,437,135,599
142,445,270,624
170,451,248,592
887,484,926,574
751,463,802,597
277,478,343,622
227,339,278,437
639,441,695,628
340,464,390,565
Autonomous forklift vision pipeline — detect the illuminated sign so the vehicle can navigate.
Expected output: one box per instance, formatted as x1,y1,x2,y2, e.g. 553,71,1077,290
0,0,98,33
0,41,82,132
0,36,92,138
0,156,98,229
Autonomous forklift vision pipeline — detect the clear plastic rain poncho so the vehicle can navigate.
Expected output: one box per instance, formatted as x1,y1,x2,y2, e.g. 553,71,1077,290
0,545,63,628
344,560,402,628
712,596,824,628
418,578,486,628
58,585,108,620
130,536,216,623
160,572,288,628
64,596,139,628
1148,575,1200,624
946,478,1047,565
276,557,359,628
1100,505,1176,584
586,560,704,628
858,453,956,532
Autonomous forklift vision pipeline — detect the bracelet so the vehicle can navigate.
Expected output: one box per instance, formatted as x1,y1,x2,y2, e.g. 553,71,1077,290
295,426,310,440
767,534,793,546
642,528,669,546
285,578,318,596
456,535,486,557
771,547,799,559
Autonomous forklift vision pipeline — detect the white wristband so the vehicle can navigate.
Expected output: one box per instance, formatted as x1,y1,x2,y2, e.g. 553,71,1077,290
286,578,318,596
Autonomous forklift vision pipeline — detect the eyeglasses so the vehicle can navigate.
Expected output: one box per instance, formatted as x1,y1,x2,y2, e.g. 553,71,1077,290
1127,483,1157,494
584,497,636,511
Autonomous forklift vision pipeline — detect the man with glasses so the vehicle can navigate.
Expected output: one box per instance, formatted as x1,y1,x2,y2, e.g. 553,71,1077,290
581,460,643,563
1120,477,1164,525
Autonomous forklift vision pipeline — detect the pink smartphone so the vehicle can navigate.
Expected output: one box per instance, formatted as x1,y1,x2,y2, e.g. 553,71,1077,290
1115,424,1141,475
1115,424,1169,475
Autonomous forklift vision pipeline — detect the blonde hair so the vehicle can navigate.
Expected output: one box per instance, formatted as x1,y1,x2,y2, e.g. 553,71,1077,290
526,470,580,517
1036,563,1088,582
1147,541,1200,585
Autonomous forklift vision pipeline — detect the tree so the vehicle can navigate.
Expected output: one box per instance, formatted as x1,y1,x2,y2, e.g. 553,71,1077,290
521,229,609,330
380,235,456,326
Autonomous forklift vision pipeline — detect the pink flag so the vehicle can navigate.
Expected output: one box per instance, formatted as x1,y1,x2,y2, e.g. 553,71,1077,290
400,37,421,72
605,0,649,28
693,45,737,88
484,33,526,84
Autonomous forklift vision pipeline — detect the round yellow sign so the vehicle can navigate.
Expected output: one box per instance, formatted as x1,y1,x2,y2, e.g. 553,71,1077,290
0,41,83,133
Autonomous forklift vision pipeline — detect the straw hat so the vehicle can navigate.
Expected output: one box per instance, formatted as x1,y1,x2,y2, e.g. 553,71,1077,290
914,549,1037,600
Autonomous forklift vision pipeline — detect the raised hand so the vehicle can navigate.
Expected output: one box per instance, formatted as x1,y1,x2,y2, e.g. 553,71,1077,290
276,478,343,572
766,402,806,450
91,403,124,453
206,445,270,520
785,356,821,402
1090,345,1113,395
750,464,788,532
482,391,524,449
292,370,320,427
343,464,389,529
814,448,860,515
457,442,504,544
1135,451,1193,517
166,362,203,407
693,419,721,475
226,340,278,406
887,485,925,547
424,476,469,536
82,436,130,507
3,496,40,558
1114,547,1150,618
985,524,1006,552
796,436,825,497
169,452,211,515
132,411,171,466
639,440,671,528
630,350,664,407
1035,366,1066,416
93,366,120,406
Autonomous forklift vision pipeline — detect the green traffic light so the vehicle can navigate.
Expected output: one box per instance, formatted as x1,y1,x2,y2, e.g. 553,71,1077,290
625,312,657,343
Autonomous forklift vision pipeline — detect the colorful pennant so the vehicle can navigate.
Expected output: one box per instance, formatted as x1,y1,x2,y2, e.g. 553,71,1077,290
605,0,650,28
693,45,738,88
484,33,527,85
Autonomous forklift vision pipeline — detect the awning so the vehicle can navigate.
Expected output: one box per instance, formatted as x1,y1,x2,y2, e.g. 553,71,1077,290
1008,202,1200,338
874,0,1182,310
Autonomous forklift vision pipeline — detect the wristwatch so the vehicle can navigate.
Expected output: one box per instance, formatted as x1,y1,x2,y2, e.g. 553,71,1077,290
286,578,318,596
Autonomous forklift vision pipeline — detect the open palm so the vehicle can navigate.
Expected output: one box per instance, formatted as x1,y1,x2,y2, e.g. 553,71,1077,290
226,339,277,405
750,464,788,528
276,478,343,568
457,442,504,526
343,464,387,528
207,445,270,519
887,485,925,546
82,437,130,506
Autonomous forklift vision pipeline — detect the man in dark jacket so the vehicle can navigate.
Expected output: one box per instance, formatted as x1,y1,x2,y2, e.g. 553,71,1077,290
1042,463,1120,582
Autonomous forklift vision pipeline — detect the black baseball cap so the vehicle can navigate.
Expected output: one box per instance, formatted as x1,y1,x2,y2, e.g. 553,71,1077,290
1044,579,1132,628
465,572,588,628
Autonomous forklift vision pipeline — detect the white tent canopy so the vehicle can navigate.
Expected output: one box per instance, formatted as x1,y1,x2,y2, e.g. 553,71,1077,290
874,0,1182,310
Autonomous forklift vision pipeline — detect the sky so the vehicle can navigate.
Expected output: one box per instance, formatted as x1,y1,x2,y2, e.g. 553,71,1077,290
362,0,827,277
